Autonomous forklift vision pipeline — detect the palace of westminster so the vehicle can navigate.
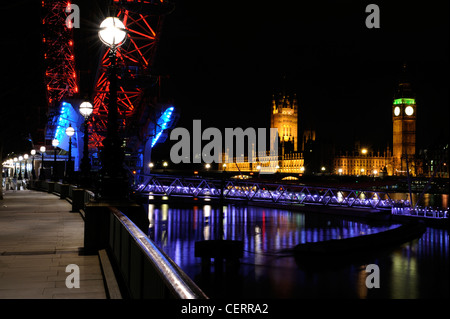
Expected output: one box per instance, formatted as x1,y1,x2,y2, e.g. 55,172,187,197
222,68,449,179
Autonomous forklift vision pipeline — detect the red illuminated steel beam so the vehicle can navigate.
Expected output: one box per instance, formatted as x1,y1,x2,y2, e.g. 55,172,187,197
41,1,79,141
41,1,78,112
90,0,170,151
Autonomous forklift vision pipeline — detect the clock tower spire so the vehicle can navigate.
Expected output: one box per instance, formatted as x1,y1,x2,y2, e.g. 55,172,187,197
392,64,417,176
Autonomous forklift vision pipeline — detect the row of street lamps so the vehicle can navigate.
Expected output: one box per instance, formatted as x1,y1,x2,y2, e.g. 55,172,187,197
2,101,93,185
3,17,126,197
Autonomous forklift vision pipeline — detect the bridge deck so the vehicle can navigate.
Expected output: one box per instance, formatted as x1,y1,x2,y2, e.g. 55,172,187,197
134,174,449,220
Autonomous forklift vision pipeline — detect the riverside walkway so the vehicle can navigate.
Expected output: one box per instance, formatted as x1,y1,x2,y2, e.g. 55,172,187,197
0,189,107,299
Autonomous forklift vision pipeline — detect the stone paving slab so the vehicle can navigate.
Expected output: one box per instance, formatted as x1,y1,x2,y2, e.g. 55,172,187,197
0,190,107,299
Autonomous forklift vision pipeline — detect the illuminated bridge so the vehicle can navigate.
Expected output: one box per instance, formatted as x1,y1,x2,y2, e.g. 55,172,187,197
133,175,449,219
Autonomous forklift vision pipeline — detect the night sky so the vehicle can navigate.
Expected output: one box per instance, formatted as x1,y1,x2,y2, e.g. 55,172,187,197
1,0,448,159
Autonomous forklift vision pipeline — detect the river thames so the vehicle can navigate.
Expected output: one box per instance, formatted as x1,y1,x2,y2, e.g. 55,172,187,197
144,193,449,299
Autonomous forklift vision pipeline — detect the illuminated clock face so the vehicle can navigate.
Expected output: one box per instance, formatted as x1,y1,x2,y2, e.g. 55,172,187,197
405,106,414,116
394,106,400,116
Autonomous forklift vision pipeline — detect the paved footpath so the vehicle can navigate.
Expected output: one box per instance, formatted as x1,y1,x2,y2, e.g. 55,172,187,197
0,189,107,299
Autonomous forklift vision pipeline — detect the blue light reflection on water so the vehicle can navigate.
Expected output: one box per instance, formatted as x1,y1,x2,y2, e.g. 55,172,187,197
145,203,449,298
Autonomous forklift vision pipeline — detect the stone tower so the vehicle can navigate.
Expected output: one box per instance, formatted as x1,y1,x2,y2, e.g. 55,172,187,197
270,92,299,154
392,65,416,175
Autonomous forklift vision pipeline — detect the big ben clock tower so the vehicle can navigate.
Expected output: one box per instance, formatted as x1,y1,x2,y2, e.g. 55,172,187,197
392,66,416,176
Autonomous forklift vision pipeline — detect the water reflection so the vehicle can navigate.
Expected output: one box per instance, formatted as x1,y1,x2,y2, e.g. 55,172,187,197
389,192,449,209
146,202,449,298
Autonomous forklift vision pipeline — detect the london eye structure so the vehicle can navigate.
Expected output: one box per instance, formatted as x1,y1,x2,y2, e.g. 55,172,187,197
40,0,176,175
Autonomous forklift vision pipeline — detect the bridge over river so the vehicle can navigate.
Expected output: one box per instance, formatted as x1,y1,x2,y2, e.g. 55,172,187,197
133,174,449,222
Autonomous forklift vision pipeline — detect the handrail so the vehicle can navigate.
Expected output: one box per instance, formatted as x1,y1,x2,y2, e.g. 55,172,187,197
109,207,208,299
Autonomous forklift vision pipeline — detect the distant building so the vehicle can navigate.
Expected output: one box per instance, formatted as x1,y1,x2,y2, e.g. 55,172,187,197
270,92,299,153
333,149,392,177
392,66,418,176
221,66,446,178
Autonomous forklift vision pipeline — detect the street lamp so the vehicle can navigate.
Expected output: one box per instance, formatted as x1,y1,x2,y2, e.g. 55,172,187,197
13,157,18,178
65,124,75,183
39,146,46,180
79,101,93,187
98,17,127,49
18,156,23,180
30,149,36,180
52,139,59,181
24,154,29,179
98,17,129,199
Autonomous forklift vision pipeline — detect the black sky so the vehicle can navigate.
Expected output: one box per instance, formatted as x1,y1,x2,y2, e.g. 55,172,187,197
153,0,449,153
1,0,449,158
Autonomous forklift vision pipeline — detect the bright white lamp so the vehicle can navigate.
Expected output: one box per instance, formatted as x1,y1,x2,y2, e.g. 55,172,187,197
65,124,75,137
79,101,93,118
98,17,127,49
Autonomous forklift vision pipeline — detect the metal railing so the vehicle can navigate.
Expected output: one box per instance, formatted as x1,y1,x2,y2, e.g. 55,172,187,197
108,207,208,299
392,206,449,218
28,179,208,298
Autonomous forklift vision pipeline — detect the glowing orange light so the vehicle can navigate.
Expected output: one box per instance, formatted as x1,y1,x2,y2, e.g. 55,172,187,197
69,40,73,46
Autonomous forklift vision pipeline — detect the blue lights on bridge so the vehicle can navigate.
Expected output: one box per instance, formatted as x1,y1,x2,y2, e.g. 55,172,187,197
151,106,175,148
